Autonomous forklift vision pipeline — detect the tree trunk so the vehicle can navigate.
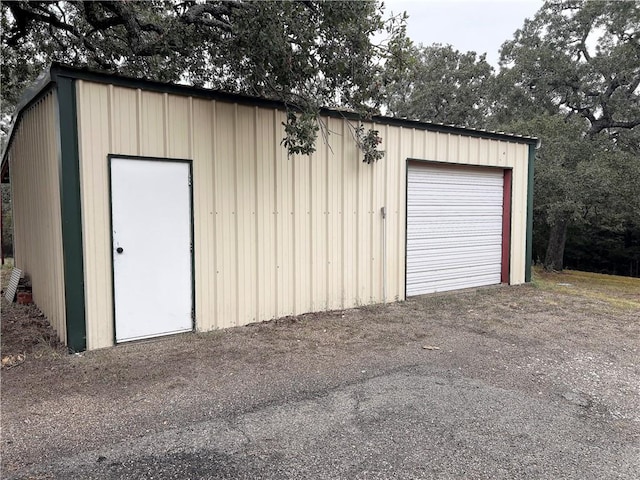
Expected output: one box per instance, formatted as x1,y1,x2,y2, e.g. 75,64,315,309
544,216,569,271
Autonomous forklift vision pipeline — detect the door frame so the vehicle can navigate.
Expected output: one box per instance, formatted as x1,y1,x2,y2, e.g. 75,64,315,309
107,154,196,344
404,159,513,298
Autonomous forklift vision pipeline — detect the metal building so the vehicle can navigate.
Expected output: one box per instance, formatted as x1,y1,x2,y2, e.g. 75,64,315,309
0,64,537,352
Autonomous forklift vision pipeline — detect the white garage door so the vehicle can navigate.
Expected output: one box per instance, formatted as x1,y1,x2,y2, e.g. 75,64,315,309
406,163,505,295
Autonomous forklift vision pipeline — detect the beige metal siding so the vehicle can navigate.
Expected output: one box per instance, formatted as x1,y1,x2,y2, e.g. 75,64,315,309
75,80,529,350
76,82,112,349
8,91,66,342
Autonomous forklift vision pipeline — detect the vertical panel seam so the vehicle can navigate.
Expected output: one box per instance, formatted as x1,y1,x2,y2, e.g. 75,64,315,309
369,122,375,302
355,123,360,304
107,85,114,152
188,97,194,159
340,120,345,309
308,122,313,310
383,124,389,302
292,135,297,314
254,107,260,322
525,144,535,282
136,89,142,156
233,104,240,326
211,100,218,328
325,116,330,309
163,93,169,156
273,109,279,317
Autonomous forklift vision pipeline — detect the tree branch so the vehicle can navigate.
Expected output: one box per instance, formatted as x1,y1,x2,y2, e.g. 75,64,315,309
588,118,640,136
628,74,640,96
81,1,126,32
181,2,243,30
6,2,82,45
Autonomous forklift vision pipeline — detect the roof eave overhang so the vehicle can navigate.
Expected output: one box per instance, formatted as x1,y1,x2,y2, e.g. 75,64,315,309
1,62,539,183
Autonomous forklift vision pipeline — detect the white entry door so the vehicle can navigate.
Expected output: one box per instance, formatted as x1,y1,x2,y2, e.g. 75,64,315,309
110,157,193,342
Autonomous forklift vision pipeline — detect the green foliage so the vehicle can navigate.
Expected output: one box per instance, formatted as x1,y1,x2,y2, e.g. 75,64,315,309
281,111,320,157
491,0,640,274
1,0,409,161
500,111,640,274
354,125,384,164
384,43,494,128
565,224,640,277
503,114,586,235
498,0,640,136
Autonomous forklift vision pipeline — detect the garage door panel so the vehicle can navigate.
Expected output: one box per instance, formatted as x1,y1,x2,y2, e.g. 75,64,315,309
407,253,502,273
408,194,503,204
406,163,504,295
408,169,503,184
407,234,503,250
408,263,502,282
407,221,502,237
406,273,501,296
408,184,503,194
408,198,503,207
408,205,503,216
407,256,502,274
407,230,503,242
407,246,502,265
407,216,503,227
408,184,503,195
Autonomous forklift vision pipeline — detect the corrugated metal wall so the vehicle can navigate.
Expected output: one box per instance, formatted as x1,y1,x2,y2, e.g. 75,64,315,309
8,91,67,341
75,80,529,350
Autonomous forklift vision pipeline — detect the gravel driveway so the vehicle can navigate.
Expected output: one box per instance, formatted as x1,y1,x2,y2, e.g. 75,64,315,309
2,273,639,479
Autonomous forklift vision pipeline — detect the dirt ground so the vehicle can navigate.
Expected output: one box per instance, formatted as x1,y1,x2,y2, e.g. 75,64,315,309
0,262,66,368
1,265,639,478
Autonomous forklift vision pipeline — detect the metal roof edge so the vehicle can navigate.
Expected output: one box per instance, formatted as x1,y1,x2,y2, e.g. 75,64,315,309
2,62,538,179
49,63,538,145
367,115,538,144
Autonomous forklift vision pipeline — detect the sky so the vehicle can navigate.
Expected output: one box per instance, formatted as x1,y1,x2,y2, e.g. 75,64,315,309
383,0,543,67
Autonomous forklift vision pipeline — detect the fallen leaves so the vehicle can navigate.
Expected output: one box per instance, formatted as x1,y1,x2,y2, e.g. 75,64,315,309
1,353,26,369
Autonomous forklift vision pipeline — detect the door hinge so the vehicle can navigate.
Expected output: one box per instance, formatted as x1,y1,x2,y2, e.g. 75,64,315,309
188,174,192,187
190,242,193,252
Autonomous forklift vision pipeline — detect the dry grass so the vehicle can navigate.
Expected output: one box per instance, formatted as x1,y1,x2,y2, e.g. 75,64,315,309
533,266,640,309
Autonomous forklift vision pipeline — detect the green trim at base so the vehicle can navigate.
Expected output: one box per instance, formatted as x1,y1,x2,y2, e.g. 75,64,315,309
525,144,536,283
56,76,87,352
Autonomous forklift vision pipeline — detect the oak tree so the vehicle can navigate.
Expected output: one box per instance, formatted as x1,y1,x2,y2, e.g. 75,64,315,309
2,0,406,159
497,0,640,271
384,43,494,128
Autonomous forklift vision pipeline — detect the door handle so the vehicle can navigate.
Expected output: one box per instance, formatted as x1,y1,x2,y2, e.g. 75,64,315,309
116,247,124,254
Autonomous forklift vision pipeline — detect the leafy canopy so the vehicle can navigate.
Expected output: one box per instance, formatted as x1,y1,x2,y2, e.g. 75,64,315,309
499,0,640,136
384,43,494,128
494,0,640,272
2,0,406,160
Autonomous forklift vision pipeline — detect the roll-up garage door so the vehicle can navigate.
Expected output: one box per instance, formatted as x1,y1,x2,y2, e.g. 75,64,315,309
406,163,505,295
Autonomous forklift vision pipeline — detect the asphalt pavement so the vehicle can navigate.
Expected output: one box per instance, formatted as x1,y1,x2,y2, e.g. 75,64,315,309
2,285,639,479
